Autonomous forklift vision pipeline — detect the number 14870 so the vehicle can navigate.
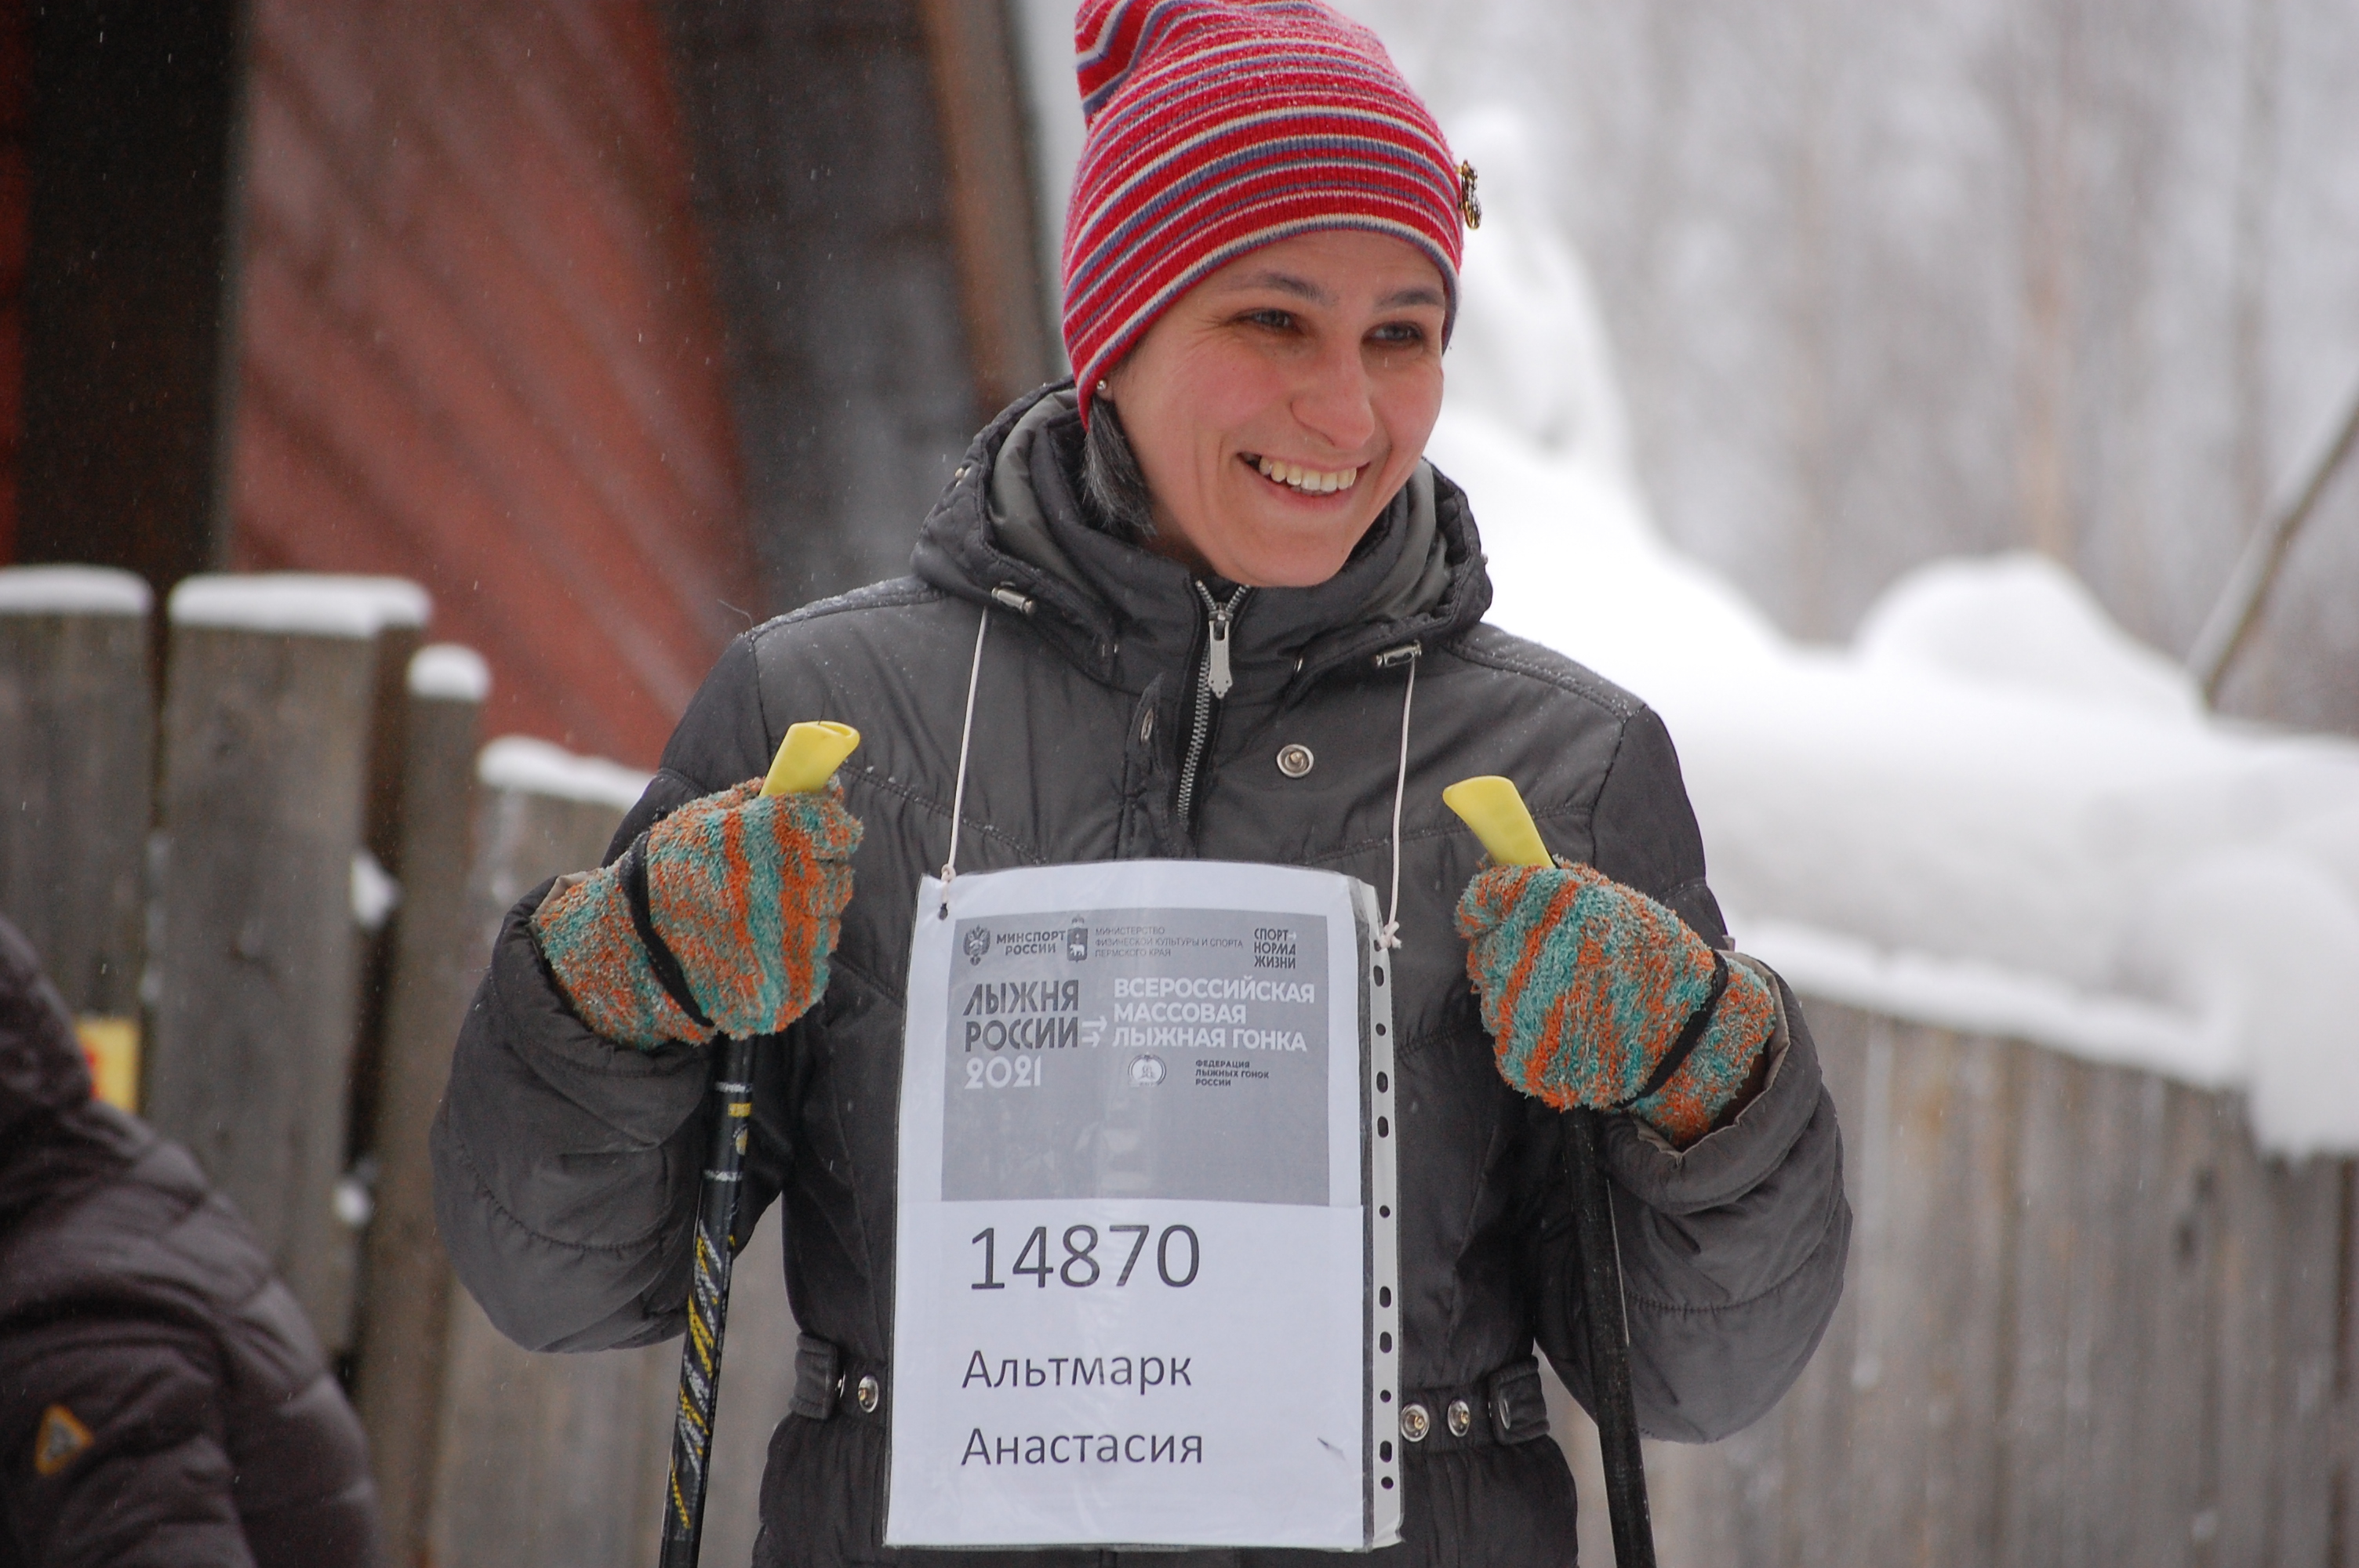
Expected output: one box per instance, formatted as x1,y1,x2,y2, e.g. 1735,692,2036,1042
970,1224,1199,1290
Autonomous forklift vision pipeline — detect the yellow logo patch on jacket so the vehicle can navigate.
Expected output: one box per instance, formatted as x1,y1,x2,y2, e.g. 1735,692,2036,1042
35,1404,93,1476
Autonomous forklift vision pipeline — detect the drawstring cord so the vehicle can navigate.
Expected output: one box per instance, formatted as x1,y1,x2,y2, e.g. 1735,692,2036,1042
940,608,991,916
1379,649,1419,950
940,601,1420,948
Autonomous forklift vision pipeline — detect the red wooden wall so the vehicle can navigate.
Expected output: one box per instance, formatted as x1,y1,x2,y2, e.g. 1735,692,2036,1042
230,0,752,765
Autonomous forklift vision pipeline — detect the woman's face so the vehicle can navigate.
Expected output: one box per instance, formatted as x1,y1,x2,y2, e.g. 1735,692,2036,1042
1100,229,1448,587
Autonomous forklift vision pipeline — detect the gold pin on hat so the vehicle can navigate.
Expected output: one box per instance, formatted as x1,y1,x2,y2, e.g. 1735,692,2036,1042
1458,161,1482,230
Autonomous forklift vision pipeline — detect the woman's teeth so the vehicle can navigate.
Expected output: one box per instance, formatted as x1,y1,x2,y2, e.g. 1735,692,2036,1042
1252,456,1360,495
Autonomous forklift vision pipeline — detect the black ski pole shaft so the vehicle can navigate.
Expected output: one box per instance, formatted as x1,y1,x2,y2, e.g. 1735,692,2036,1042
1568,1106,1656,1568
657,1033,756,1568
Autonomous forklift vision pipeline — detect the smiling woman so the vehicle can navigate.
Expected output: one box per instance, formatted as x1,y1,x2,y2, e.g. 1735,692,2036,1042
432,4,1849,1566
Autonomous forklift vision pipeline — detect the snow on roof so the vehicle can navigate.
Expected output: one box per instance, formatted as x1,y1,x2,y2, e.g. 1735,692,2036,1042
408,643,491,703
477,736,651,813
0,564,153,617
1445,132,2359,1152
168,574,431,639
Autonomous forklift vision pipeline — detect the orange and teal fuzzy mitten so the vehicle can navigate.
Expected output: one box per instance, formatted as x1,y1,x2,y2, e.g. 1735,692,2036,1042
530,779,862,1049
1456,860,1776,1147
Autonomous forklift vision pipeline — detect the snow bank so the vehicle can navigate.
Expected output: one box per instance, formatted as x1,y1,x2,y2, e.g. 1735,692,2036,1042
1441,122,2359,1154
478,736,651,814
1743,921,2216,1084
409,643,491,703
0,564,152,617
169,574,431,639
1853,554,2206,722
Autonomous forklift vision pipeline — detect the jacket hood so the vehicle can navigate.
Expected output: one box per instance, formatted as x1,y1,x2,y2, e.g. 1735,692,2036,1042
913,383,1494,701
0,913,91,1142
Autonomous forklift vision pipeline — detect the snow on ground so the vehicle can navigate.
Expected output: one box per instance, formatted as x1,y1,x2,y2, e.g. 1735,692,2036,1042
1437,111,2359,1154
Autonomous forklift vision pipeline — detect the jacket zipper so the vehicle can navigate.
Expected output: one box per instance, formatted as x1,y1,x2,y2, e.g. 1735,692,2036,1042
1175,582,1249,829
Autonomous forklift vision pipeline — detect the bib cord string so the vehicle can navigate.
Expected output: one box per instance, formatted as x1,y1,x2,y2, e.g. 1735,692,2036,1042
1380,650,1419,950
940,607,992,915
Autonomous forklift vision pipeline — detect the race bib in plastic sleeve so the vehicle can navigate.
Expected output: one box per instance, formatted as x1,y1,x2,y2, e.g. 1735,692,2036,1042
885,860,1401,1550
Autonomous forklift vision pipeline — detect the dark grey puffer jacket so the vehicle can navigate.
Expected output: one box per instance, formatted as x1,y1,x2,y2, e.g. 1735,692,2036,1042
0,916,384,1568
433,386,1848,1568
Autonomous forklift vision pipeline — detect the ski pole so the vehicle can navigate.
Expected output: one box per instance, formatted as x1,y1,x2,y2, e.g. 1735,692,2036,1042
657,721,860,1568
1443,776,1657,1568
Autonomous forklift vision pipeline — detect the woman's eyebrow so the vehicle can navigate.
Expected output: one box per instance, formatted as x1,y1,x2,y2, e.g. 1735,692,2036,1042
1222,269,1329,304
1217,270,1446,311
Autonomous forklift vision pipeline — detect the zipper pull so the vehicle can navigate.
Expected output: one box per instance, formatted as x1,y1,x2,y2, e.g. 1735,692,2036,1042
1206,604,1234,698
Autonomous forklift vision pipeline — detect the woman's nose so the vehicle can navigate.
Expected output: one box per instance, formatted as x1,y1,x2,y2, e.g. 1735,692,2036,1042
1289,341,1378,453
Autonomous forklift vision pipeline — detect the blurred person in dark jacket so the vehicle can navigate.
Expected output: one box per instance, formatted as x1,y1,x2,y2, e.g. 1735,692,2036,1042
0,914,385,1568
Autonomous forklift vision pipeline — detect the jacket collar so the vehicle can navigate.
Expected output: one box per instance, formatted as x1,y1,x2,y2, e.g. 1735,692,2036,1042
912,383,1493,700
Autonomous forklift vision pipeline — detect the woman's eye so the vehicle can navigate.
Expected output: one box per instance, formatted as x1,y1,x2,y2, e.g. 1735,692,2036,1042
1369,321,1427,348
1242,308,1296,332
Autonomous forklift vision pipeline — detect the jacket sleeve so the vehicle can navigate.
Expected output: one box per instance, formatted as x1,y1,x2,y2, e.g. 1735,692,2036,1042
1536,708,1852,1443
0,1318,255,1567
430,636,784,1353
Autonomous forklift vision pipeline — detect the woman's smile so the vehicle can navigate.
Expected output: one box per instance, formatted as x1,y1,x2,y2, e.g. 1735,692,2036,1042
1243,453,1364,496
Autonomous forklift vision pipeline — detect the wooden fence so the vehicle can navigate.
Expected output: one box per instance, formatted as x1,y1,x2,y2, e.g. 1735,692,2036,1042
4,565,2354,1566
1550,1001,2359,1568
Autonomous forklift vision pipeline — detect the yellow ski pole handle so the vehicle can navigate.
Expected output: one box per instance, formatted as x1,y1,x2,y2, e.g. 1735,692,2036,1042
1441,775,1554,868
761,720,860,797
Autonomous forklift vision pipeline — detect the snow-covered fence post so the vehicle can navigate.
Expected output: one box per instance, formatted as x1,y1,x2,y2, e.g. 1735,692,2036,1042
424,737,679,1568
144,574,429,1354
351,644,489,1565
0,567,153,1045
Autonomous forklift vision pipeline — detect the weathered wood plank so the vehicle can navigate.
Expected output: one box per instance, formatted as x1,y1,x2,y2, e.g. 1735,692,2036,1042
1779,994,1870,1568
2052,1057,2135,1565
1997,1042,2085,1566
0,576,152,1017
351,649,485,1565
2336,1160,2357,1568
427,1290,677,1568
145,614,381,1349
1831,1012,1913,1567
1903,1026,2014,1566
2274,1156,2346,1566
425,752,677,1568
2212,1092,2284,1566
2125,1076,2212,1568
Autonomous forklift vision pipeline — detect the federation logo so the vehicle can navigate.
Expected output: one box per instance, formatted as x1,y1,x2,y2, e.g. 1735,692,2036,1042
1130,1054,1166,1087
963,927,991,966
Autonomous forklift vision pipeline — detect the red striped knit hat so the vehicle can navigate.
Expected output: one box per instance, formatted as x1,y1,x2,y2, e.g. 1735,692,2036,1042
1062,0,1470,424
